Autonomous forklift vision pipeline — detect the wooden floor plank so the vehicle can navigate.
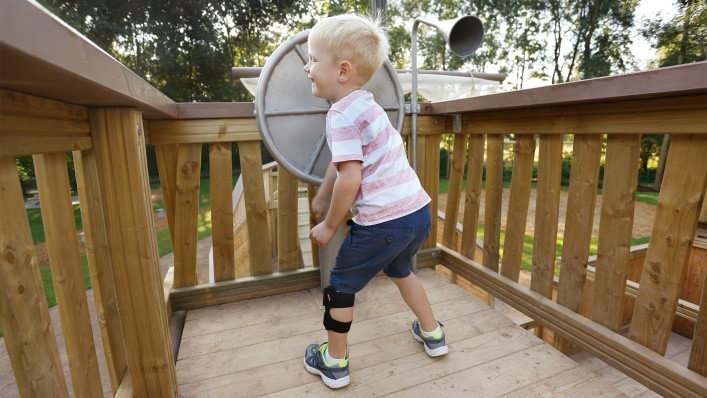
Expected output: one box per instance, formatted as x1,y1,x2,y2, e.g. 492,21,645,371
502,366,627,398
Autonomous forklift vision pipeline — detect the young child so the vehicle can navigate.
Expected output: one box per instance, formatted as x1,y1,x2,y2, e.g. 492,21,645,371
303,14,447,389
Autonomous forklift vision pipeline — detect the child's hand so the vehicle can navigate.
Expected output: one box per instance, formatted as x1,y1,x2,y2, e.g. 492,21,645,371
309,222,336,246
311,195,328,221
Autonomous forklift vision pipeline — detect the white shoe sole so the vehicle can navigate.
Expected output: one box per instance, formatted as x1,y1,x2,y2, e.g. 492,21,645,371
303,358,350,389
412,328,449,357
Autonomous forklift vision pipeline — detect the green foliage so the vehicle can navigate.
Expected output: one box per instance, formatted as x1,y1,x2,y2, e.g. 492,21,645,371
643,0,707,67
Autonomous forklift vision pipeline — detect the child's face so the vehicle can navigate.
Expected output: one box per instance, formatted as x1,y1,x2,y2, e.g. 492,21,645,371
304,43,340,102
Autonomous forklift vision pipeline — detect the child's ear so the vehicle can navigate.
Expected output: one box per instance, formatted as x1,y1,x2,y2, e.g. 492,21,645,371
338,61,352,82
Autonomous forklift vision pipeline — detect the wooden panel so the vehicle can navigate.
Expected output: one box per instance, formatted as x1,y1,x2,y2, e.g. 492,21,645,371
155,144,179,241
147,118,260,144
0,156,69,397
0,114,92,156
591,135,641,332
33,152,103,397
629,135,707,355
173,143,202,288
690,269,707,376
555,134,602,352
277,166,303,271
483,134,504,272
238,141,272,275
530,134,563,298
401,115,447,136
0,89,88,120
90,108,176,396
307,183,320,268
440,246,707,398
459,108,707,134
209,142,236,281
442,133,467,247
73,150,128,391
500,135,536,281
701,186,707,224
460,134,484,259
416,131,442,249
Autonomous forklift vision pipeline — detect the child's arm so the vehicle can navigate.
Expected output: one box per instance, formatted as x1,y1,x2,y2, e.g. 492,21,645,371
309,160,361,246
311,162,337,221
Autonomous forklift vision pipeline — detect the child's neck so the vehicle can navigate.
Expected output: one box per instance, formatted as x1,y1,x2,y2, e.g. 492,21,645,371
332,84,363,103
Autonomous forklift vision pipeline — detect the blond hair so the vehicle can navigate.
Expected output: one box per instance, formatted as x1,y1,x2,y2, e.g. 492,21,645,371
309,14,390,82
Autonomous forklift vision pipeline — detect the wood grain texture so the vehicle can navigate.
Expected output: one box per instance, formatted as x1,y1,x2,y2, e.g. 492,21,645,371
147,118,260,144
629,135,707,355
155,144,179,241
209,142,236,281
689,268,707,376
34,152,103,397
173,143,202,287
591,134,641,332
501,135,536,282
460,134,485,260
277,166,303,271
442,133,467,247
484,134,504,272
0,156,69,397
238,141,272,275
416,129,442,249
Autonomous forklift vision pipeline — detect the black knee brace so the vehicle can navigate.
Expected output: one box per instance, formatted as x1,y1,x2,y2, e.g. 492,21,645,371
322,286,355,333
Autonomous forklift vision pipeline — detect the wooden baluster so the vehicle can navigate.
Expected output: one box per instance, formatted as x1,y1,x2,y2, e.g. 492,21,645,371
173,143,202,287
690,269,707,376
554,134,602,353
238,141,272,275
277,166,303,271
629,135,707,354
307,183,320,267
0,156,69,397
442,133,467,248
210,142,236,281
415,116,444,250
460,134,485,261
155,144,179,242
591,134,641,332
73,150,128,391
484,134,504,272
530,134,563,338
501,134,536,282
90,108,177,396
34,152,103,397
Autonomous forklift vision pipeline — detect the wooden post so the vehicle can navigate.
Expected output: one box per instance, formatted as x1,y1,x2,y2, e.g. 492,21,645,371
417,130,441,249
529,134,563,338
73,149,128,392
690,269,707,376
173,143,202,287
554,134,602,352
238,141,272,275
591,134,641,332
89,108,177,396
484,134,504,272
155,144,179,242
0,156,69,397
277,166,304,271
442,133,467,247
460,134,485,260
34,152,103,397
629,135,707,355
500,134,536,282
209,142,236,281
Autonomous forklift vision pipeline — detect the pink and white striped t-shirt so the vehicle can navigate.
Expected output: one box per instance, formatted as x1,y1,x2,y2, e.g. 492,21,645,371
326,89,431,226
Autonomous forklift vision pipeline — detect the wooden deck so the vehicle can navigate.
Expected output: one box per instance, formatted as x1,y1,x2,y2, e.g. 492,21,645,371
174,268,626,397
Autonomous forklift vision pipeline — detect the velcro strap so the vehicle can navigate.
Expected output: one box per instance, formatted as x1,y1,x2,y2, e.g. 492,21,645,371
322,286,355,308
323,309,353,333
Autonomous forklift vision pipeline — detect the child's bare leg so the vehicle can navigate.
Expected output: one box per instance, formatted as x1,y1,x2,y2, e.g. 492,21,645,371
327,307,353,358
391,273,437,331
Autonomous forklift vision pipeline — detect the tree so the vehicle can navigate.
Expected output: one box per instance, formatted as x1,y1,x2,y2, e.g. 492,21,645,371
643,0,707,67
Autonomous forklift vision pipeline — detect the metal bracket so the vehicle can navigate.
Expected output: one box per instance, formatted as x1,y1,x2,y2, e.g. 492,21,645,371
452,114,462,134
404,103,421,114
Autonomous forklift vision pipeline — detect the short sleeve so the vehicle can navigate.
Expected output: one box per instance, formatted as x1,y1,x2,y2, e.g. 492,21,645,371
328,111,363,163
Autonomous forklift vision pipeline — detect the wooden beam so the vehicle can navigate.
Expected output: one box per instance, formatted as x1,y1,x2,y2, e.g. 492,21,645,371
0,114,92,156
440,245,707,398
629,135,707,354
90,108,177,396
483,134,504,272
0,89,88,120
238,141,272,275
277,166,303,271
73,149,128,392
209,143,236,281
34,152,103,397
0,156,69,397
591,134,641,332
147,118,261,144
401,115,447,136
442,133,467,247
500,135,535,282
460,134,484,260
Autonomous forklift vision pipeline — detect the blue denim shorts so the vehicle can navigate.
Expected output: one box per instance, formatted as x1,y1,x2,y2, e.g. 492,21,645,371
329,204,431,294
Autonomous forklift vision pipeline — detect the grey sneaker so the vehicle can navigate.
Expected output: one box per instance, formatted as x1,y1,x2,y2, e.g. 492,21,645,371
411,320,448,357
303,342,350,389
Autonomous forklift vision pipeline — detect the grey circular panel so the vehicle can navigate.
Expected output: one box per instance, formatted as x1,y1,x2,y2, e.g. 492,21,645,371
256,29,405,185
